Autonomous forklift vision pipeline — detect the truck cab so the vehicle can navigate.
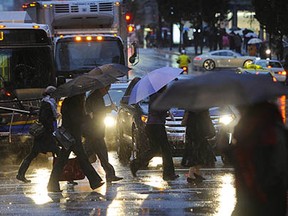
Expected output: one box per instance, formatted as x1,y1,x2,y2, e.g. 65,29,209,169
23,0,138,78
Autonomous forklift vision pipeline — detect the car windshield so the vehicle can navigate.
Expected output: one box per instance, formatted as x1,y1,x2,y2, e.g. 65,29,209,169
104,86,127,106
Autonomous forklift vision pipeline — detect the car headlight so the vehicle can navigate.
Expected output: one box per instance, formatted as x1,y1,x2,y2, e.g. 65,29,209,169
265,49,271,55
104,115,116,128
219,114,234,125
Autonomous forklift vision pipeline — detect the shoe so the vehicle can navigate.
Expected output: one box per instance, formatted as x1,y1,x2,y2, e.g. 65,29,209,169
194,173,206,181
16,174,31,183
106,176,123,182
91,181,105,190
163,174,179,181
68,181,78,185
130,160,138,177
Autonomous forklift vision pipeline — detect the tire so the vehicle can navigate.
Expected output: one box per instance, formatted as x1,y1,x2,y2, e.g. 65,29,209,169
117,129,131,163
203,59,215,70
131,127,139,161
243,59,253,67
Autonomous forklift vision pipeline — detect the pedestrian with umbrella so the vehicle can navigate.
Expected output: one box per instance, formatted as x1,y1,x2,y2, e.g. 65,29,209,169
230,101,287,216
84,85,123,183
152,72,288,215
47,93,104,192
129,67,182,180
181,109,216,183
48,64,129,192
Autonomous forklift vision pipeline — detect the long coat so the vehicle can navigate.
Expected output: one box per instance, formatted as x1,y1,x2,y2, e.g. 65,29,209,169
34,100,57,153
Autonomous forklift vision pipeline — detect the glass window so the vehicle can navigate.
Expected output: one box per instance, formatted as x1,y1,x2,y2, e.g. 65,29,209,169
55,40,123,74
0,47,54,89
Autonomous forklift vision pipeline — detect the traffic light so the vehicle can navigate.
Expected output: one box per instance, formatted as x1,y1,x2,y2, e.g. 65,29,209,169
125,12,133,24
127,24,135,33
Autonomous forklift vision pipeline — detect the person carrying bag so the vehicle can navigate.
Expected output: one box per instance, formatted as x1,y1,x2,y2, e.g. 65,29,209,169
16,86,60,183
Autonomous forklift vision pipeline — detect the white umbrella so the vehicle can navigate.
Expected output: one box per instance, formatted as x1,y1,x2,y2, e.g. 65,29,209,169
245,32,258,38
248,38,262,44
128,67,183,104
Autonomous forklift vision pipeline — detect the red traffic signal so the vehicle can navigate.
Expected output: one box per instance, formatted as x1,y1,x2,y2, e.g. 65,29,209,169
125,12,133,24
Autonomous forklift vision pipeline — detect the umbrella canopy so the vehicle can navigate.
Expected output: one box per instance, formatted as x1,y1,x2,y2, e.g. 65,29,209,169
248,38,262,44
88,63,130,78
52,63,129,98
52,73,118,98
128,67,183,104
152,72,288,111
245,32,258,38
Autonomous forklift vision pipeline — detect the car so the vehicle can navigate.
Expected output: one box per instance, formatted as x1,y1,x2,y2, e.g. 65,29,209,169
235,63,278,82
251,59,286,82
103,81,130,150
116,77,237,165
116,77,186,163
193,49,256,71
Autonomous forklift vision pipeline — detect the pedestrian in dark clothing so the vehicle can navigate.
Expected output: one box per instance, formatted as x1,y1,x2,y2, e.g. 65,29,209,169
130,87,179,180
229,101,288,216
181,110,216,183
234,34,242,54
47,94,104,192
16,86,60,183
84,86,123,182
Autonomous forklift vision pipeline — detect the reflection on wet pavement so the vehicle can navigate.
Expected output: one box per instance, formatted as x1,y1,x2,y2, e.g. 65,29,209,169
0,152,235,215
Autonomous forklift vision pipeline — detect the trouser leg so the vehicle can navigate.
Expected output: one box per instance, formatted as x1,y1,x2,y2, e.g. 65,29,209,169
72,141,103,188
17,143,39,180
93,137,115,178
155,125,175,177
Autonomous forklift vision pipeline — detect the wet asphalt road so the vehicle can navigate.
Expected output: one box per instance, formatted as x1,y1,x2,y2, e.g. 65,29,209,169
0,152,235,216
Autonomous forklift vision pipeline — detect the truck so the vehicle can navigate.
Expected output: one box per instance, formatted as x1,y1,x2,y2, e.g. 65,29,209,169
23,0,138,79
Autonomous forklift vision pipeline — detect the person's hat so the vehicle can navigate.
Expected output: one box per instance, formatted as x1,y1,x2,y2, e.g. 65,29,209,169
181,49,186,54
44,86,56,95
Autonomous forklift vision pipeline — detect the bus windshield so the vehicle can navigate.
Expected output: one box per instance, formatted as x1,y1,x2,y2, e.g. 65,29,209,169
0,47,55,89
55,39,125,77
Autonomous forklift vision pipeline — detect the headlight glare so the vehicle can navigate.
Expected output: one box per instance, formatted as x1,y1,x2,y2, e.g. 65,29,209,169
219,114,233,125
104,116,116,127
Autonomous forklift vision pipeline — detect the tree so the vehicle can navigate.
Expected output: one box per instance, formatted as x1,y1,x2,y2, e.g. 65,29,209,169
252,0,288,36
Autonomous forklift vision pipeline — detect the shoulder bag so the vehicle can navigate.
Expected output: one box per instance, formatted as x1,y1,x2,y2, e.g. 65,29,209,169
54,126,76,150
29,121,45,137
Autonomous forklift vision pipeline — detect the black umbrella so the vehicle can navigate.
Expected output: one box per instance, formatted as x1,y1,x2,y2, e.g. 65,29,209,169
152,72,288,111
52,63,130,98
52,73,118,98
88,63,131,78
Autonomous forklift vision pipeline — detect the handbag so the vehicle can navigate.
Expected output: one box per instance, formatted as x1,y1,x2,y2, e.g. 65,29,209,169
54,126,76,150
53,157,85,181
29,121,45,137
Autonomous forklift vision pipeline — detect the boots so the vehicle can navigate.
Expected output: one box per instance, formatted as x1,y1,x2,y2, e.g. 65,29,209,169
16,159,31,183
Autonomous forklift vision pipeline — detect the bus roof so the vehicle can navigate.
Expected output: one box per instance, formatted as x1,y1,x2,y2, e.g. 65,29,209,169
0,23,51,36
0,11,32,23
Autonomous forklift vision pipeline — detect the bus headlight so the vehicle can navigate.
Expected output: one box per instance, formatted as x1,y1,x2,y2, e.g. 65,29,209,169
219,114,234,125
104,115,116,128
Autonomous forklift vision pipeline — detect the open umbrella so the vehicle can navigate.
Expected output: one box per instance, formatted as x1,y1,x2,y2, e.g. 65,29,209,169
248,38,262,44
128,67,183,104
52,63,129,98
152,72,288,111
52,73,118,98
88,63,130,78
245,32,258,38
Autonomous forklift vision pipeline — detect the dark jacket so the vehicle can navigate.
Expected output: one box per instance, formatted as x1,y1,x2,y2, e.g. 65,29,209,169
61,94,85,142
34,100,57,153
